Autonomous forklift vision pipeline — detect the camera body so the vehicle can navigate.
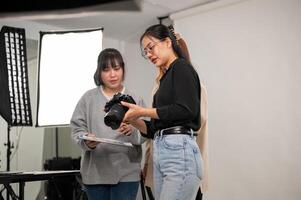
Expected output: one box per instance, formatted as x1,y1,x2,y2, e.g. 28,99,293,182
104,92,136,130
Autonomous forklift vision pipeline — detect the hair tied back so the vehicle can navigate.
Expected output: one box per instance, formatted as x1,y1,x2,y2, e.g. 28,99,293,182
168,25,177,40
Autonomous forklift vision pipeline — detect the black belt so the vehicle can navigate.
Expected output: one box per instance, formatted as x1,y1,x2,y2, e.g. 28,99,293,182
156,126,198,137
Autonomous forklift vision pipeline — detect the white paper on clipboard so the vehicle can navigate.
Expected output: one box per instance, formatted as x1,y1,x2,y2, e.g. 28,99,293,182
78,135,133,147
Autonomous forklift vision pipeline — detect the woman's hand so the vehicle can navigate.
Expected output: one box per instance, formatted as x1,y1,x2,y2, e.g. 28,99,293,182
84,133,100,149
121,101,144,123
118,122,134,136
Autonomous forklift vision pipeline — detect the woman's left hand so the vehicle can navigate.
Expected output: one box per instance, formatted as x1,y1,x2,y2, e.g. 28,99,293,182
121,101,144,123
118,122,134,136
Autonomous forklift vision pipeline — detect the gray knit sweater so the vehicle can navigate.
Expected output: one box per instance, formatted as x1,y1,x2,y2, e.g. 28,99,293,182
70,87,146,185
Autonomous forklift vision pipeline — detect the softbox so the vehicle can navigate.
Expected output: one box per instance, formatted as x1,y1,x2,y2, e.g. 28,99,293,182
0,26,32,126
36,28,103,127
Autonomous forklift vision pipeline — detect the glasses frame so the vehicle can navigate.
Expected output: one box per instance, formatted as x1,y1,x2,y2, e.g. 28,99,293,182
141,39,164,59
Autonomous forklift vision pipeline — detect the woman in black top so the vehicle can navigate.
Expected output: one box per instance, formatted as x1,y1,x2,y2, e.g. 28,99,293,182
122,24,203,200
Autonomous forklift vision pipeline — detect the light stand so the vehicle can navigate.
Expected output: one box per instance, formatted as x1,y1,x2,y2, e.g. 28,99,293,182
55,127,59,159
0,26,32,200
4,125,13,171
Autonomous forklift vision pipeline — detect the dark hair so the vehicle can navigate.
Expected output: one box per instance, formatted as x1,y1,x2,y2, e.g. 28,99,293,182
94,48,125,86
140,24,187,60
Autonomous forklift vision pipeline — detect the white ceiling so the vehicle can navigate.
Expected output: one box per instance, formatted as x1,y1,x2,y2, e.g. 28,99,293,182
29,0,216,41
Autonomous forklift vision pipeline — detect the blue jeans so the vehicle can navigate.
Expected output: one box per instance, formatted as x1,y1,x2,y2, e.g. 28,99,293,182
84,181,139,200
153,134,203,200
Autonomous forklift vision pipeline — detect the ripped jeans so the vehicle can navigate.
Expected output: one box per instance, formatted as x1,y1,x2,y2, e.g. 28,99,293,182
153,134,203,200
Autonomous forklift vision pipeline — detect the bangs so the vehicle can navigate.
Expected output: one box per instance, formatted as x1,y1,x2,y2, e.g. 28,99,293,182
100,52,124,71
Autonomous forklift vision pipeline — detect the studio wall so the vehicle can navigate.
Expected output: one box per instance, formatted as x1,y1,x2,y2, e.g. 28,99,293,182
171,0,301,199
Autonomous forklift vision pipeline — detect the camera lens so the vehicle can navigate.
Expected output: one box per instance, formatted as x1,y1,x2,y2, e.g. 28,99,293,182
104,103,127,130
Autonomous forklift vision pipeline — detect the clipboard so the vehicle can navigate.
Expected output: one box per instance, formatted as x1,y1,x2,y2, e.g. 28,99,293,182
78,135,133,147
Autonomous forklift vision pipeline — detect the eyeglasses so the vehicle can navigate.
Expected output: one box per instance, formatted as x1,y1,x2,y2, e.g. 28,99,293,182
141,40,163,59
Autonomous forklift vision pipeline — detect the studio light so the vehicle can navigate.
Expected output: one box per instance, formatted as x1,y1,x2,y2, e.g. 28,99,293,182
36,28,103,127
0,27,32,196
0,26,32,127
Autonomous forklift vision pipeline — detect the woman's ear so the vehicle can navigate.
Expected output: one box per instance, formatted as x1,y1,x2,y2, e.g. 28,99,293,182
165,38,173,49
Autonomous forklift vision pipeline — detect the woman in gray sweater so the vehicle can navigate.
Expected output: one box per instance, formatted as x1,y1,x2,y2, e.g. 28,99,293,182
70,48,146,200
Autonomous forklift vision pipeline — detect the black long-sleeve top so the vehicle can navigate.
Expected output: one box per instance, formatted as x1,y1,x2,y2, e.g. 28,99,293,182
143,58,201,139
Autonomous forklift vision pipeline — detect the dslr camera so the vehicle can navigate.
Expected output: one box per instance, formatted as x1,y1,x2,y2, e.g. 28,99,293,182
104,92,136,130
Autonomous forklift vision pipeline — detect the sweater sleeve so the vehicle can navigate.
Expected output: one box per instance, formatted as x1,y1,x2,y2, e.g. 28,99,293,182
142,120,156,139
70,95,93,151
156,63,200,122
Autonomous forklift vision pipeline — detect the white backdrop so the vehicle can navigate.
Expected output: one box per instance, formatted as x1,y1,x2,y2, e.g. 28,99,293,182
171,0,301,199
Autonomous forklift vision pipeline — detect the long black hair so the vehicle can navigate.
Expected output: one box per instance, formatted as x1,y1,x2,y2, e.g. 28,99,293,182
140,24,187,61
94,48,125,86
140,24,191,85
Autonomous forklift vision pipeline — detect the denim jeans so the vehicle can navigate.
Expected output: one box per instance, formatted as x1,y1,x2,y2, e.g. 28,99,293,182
153,134,203,200
84,181,139,200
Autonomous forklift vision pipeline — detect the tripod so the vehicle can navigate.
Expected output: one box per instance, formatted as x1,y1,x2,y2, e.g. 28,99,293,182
0,184,18,200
